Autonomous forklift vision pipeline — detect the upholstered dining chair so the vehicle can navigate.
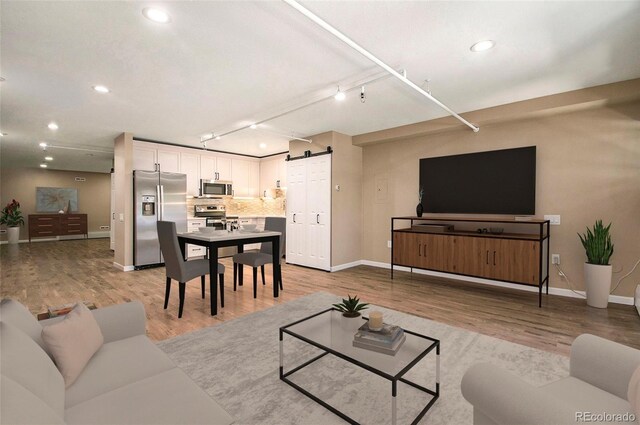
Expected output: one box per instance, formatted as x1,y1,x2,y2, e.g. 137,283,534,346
233,217,285,298
157,221,225,318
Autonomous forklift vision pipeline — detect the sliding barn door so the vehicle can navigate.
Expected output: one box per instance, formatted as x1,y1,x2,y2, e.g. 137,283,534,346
285,154,332,271
286,160,307,266
305,155,331,271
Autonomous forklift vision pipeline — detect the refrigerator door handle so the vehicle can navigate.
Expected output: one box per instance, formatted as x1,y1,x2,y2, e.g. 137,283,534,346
156,185,162,220
160,185,165,221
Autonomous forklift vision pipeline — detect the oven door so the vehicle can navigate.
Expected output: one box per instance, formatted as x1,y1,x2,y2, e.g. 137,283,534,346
205,217,225,230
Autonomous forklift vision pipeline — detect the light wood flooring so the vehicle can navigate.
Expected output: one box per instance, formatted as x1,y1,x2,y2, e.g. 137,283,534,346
1,238,639,356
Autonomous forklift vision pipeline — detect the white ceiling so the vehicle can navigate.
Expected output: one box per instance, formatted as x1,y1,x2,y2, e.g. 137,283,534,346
2,1,639,172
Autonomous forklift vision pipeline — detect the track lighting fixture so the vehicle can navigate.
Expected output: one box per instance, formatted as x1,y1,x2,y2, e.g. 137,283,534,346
334,86,346,101
360,85,366,103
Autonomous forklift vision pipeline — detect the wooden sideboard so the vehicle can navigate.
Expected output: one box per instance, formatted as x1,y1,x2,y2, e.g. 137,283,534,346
28,214,88,242
391,216,550,307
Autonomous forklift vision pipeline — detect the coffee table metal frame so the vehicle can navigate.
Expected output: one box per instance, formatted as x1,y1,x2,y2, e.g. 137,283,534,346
279,308,440,425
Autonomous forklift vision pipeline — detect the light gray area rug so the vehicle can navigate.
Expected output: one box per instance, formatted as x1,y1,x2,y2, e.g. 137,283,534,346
158,292,569,424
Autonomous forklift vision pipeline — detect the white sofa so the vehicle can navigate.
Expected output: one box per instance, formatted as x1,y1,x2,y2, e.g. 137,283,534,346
0,299,234,425
461,334,640,425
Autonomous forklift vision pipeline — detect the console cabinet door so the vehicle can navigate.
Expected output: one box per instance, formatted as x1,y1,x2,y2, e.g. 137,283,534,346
393,232,420,267
451,236,485,277
494,239,539,285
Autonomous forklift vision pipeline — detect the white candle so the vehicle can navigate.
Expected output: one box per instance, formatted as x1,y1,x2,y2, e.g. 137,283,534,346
369,311,383,329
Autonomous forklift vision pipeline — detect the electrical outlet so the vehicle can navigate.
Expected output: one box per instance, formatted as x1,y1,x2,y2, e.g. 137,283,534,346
552,254,560,265
544,214,561,225
387,240,392,248
99,225,110,230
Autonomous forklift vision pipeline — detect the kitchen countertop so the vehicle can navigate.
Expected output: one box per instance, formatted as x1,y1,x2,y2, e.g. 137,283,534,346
187,215,285,220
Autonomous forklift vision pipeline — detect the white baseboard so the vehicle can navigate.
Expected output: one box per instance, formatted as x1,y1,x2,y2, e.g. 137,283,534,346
331,260,363,272
348,260,634,306
113,262,135,272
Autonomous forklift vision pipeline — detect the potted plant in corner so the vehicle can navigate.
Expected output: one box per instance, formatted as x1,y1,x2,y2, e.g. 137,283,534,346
1,199,25,245
578,219,614,308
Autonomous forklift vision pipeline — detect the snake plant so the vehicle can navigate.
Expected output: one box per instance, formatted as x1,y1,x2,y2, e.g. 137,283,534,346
578,220,614,265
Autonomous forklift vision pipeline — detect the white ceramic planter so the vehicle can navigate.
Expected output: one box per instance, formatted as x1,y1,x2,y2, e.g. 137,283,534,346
339,314,363,332
584,263,612,308
7,226,20,244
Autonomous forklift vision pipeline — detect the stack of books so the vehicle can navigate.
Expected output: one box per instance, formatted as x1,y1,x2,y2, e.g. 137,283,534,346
352,322,405,355
47,301,96,318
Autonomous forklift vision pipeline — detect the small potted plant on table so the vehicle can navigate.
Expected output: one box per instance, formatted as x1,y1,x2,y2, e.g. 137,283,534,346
333,295,369,331
578,219,614,308
1,199,25,245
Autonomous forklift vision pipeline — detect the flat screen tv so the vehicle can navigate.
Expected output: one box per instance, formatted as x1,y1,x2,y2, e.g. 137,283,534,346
419,146,536,215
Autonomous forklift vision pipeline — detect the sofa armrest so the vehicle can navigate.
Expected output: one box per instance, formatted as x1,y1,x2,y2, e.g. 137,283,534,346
570,333,640,400
461,363,577,425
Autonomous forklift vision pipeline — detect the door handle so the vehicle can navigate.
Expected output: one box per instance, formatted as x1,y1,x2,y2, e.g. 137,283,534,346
418,243,422,256
156,185,161,220
316,214,319,224
493,251,496,266
160,185,165,220
486,250,489,265
293,213,296,223
424,244,427,257
112,213,115,220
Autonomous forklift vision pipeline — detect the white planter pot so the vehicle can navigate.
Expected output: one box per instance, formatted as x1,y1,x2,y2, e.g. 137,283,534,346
339,314,363,332
584,263,612,308
7,227,20,244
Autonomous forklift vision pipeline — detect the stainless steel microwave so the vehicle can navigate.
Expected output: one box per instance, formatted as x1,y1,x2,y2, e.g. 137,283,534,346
200,180,233,197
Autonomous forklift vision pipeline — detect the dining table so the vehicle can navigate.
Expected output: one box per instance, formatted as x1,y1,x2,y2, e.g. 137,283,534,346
176,229,282,316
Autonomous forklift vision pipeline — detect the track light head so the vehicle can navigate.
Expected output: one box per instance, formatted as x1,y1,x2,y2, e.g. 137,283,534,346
334,86,346,101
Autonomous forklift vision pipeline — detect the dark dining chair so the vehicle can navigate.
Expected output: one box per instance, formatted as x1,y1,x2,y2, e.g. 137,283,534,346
157,221,225,318
233,217,285,298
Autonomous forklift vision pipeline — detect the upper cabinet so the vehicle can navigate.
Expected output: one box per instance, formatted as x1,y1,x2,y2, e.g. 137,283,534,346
259,154,288,197
180,152,200,196
132,141,286,199
232,158,260,198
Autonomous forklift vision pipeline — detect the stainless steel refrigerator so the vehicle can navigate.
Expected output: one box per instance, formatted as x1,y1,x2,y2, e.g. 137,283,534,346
134,170,187,268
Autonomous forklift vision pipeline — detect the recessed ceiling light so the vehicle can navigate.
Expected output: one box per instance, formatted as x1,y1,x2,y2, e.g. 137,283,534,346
259,143,267,149
39,142,48,148
334,86,346,101
92,85,110,93
44,156,53,161
470,40,495,52
142,8,171,24
40,163,47,168
250,124,258,130
48,122,58,130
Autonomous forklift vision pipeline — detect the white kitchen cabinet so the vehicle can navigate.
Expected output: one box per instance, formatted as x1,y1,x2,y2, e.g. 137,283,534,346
277,157,287,188
259,158,278,198
286,154,331,271
232,158,259,198
249,161,260,198
133,144,157,171
216,157,232,181
180,152,200,196
187,218,206,258
157,149,180,173
200,154,217,181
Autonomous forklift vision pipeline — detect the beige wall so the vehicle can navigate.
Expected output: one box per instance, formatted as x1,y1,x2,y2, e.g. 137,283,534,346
362,100,640,297
290,131,363,267
113,132,134,268
0,168,111,241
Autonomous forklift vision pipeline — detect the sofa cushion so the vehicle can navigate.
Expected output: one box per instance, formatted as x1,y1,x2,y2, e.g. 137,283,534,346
64,368,234,425
41,303,104,388
544,376,632,415
0,299,48,353
1,375,66,425
629,366,640,419
0,321,65,418
65,335,175,408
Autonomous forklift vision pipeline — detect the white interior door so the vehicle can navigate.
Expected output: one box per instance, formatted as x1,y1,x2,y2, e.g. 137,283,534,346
305,155,331,270
286,160,307,266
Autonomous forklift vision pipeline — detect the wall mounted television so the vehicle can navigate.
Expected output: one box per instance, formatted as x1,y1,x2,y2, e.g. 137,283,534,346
419,146,536,215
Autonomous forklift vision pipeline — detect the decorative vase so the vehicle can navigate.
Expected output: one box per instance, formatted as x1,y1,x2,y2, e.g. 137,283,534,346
416,203,423,217
7,226,20,244
584,263,612,308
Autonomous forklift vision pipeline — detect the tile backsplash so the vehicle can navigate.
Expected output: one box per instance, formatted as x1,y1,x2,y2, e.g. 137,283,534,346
187,190,286,217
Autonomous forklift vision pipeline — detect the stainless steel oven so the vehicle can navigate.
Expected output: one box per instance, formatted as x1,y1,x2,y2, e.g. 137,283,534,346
200,180,233,197
194,204,236,257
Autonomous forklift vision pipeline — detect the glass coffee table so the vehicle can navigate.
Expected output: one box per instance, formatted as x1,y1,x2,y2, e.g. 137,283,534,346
279,308,440,424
